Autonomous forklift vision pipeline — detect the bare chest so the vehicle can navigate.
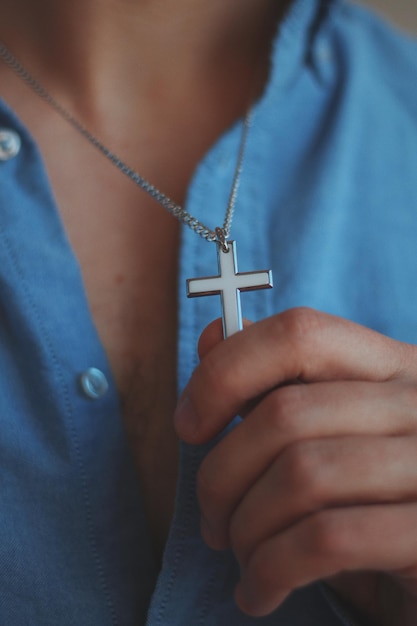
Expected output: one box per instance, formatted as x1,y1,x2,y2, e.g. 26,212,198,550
50,153,183,558
1,71,238,555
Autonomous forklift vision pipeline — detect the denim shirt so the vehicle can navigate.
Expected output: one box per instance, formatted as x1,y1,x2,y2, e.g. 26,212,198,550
0,0,417,624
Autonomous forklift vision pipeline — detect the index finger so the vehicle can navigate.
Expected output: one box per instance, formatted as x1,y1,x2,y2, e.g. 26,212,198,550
174,307,414,444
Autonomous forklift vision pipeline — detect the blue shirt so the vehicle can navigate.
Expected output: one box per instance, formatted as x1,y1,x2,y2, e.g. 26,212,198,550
1,0,417,624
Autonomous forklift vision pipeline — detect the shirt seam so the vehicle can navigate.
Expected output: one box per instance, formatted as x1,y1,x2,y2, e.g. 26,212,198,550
0,230,119,626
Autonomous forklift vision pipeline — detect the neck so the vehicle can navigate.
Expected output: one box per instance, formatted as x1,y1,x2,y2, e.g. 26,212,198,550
1,1,288,92
0,0,290,137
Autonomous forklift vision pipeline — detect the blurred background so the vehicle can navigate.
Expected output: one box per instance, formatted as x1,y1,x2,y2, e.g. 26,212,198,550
360,0,417,34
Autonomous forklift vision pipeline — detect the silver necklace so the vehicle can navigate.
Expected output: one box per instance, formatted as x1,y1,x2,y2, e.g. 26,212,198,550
0,41,273,337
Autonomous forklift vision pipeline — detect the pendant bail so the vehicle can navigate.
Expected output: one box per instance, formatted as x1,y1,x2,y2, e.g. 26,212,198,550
215,227,229,253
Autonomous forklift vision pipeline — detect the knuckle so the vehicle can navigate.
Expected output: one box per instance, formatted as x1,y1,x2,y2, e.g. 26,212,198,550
264,384,306,436
280,307,323,348
282,441,329,505
304,510,350,566
274,307,326,379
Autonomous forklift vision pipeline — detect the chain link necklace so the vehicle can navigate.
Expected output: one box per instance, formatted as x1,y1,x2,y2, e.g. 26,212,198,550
0,41,273,337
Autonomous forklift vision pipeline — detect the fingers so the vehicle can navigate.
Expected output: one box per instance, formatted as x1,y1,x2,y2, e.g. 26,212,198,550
229,435,417,567
197,318,253,358
234,503,417,617
197,318,224,358
197,379,417,549
175,311,417,620
175,308,415,444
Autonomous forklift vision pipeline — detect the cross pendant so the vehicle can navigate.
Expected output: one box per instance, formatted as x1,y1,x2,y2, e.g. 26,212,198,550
186,241,273,339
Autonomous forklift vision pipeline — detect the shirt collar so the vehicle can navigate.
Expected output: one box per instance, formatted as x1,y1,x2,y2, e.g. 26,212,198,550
257,0,336,106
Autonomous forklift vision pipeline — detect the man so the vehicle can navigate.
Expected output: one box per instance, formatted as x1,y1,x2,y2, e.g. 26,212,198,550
0,0,417,623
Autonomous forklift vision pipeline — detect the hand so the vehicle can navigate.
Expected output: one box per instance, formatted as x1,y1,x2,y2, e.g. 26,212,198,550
174,308,417,625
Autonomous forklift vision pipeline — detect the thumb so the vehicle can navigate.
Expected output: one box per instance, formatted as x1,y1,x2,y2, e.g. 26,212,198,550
197,318,253,360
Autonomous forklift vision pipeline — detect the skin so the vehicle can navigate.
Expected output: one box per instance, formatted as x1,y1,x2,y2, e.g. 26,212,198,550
0,0,286,561
3,1,414,622
174,309,417,625
0,0,284,129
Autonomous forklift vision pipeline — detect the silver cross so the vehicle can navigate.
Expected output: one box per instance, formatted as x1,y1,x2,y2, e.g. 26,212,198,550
186,241,273,338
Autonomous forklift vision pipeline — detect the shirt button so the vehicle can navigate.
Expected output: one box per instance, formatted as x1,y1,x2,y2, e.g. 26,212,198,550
0,129,21,160
80,368,109,400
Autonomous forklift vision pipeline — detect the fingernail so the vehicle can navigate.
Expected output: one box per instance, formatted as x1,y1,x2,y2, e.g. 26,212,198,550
174,394,198,439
